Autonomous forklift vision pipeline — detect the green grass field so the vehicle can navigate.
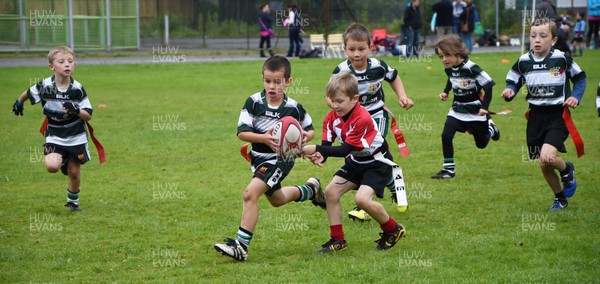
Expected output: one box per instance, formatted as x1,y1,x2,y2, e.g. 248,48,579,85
1,51,599,283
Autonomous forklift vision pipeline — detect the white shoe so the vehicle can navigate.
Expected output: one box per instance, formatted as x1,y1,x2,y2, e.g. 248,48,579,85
214,238,248,261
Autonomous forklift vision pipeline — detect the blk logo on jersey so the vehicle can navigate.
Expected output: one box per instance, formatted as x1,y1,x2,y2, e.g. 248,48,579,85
265,110,281,118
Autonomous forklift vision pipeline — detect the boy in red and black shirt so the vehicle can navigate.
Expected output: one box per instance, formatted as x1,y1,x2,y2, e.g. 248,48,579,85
302,72,405,252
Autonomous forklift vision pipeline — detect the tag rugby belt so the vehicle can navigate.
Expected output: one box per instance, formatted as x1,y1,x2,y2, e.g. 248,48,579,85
40,118,106,164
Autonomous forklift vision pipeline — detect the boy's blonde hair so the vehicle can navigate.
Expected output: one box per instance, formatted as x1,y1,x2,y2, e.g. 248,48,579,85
530,17,557,38
343,23,371,46
47,46,74,63
326,72,358,99
434,35,469,59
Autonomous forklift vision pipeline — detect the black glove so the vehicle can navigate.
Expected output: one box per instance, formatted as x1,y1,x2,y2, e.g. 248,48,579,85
63,102,80,115
12,100,23,116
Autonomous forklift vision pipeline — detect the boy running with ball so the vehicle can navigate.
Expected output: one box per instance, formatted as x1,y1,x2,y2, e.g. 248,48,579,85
214,56,326,261
501,18,586,211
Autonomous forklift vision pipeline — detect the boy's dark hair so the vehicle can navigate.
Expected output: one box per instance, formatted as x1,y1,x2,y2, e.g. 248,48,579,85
326,72,358,99
262,55,291,79
530,17,557,38
343,23,371,46
434,35,469,59
259,3,267,10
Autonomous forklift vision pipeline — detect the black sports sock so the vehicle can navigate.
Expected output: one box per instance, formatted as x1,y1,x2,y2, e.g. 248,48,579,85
559,163,571,176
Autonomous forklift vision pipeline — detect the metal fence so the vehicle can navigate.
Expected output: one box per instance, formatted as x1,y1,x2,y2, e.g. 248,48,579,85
0,0,139,51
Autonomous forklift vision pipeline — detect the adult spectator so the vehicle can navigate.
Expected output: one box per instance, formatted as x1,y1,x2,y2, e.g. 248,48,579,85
433,0,454,38
587,0,600,49
285,4,303,57
258,4,274,58
459,0,476,51
404,0,423,57
452,0,466,34
537,0,557,20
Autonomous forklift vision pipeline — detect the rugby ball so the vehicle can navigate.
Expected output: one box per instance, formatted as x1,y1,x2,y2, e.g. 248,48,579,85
271,116,303,159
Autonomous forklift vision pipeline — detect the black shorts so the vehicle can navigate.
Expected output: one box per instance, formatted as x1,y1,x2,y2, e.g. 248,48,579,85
444,116,489,137
526,105,568,160
44,143,90,164
334,151,393,199
252,157,295,196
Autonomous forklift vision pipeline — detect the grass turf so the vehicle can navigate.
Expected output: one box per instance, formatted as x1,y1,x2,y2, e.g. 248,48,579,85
1,51,599,282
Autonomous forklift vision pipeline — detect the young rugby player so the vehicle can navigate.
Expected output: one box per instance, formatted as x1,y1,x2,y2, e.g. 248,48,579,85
431,35,500,179
214,56,326,261
11,46,94,211
501,18,586,211
331,23,414,221
302,72,405,252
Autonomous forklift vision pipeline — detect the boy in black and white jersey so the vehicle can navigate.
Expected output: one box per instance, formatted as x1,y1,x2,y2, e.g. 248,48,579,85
502,18,587,211
431,35,500,179
214,56,325,261
331,23,414,220
12,46,93,211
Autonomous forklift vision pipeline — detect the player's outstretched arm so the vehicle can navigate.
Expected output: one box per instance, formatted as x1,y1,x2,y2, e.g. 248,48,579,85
390,76,414,110
300,144,324,166
12,90,29,116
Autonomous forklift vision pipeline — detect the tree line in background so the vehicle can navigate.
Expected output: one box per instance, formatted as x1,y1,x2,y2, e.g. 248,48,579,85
144,0,557,39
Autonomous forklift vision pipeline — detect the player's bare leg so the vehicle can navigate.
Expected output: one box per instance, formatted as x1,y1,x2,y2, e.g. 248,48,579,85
354,185,389,223
215,178,266,261
539,143,573,211
240,178,269,232
356,185,405,250
325,176,354,226
539,144,563,194
266,186,300,207
319,176,353,253
44,153,63,173
67,161,81,193
64,160,81,211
